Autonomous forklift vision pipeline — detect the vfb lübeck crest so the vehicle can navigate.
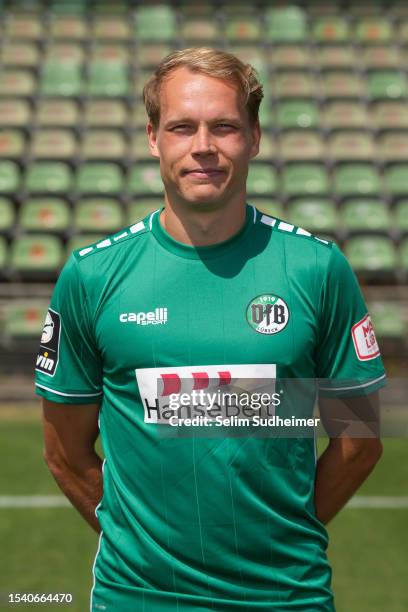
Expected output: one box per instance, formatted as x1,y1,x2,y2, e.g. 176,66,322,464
246,294,289,335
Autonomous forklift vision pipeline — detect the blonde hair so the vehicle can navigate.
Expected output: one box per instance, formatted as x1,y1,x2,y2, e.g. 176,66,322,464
143,47,264,129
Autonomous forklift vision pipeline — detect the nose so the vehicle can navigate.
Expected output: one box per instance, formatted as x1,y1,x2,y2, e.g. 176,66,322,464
191,125,216,156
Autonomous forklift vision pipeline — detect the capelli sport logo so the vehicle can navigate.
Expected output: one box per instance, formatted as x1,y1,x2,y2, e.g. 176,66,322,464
246,294,289,335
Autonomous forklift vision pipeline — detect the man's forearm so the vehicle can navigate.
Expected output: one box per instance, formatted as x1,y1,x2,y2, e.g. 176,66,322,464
46,452,104,533
314,438,382,525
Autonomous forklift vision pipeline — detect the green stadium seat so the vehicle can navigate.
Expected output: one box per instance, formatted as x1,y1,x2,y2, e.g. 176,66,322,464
257,134,275,161
279,132,325,161
74,199,123,232
92,17,131,40
371,102,408,128
3,301,49,337
226,46,265,72
265,7,307,42
275,101,319,129
321,71,365,98
224,18,261,41
312,17,350,42
316,45,356,68
84,101,127,127
0,99,30,126
247,164,277,195
341,200,391,231
19,198,70,232
0,70,35,96
1,42,39,66
367,71,408,99
270,46,312,69
49,16,88,39
76,163,123,194
258,102,273,130
282,164,329,196
378,133,408,162
328,132,375,161
250,200,283,219
36,100,79,126
128,164,163,195
384,165,408,196
25,162,72,193
322,102,369,128
128,199,162,224
87,63,129,97
344,235,397,272
394,200,408,231
274,73,316,97
129,132,151,160
355,18,393,43
10,234,63,274
0,236,7,269
0,161,19,192
40,63,82,96
287,199,338,233
0,129,25,157
44,42,84,65
362,46,401,69
369,301,405,339
66,233,105,255
181,19,219,41
90,43,129,65
81,131,126,160
138,44,173,68
0,198,15,231
400,238,408,272
5,15,43,39
333,164,381,196
135,6,177,41
133,70,152,98
31,129,77,159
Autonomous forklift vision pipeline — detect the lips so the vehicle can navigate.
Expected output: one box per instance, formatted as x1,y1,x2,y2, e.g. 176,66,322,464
183,168,226,178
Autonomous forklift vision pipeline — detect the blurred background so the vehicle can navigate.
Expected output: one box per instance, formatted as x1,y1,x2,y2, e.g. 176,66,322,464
0,1,407,610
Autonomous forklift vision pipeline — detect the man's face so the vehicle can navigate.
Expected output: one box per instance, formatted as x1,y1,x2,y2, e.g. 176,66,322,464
147,67,260,209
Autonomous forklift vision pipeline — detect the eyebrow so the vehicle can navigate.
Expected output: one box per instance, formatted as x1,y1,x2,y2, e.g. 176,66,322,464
164,117,243,127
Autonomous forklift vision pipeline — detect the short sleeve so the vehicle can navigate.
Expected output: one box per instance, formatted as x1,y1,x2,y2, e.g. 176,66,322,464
316,243,387,398
34,253,103,404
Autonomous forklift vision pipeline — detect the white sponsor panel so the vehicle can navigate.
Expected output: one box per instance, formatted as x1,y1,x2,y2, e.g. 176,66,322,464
351,314,381,361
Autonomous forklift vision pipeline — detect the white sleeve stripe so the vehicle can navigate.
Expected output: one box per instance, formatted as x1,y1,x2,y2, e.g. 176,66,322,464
318,373,386,392
35,383,103,397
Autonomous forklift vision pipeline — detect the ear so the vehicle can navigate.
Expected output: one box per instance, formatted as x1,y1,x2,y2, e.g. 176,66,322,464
147,122,160,159
249,120,261,160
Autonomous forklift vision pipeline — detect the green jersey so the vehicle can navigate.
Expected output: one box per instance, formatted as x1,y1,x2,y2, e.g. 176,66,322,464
35,204,386,612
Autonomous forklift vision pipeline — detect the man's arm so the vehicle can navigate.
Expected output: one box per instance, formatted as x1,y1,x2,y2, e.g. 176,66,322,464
314,391,383,525
42,398,103,533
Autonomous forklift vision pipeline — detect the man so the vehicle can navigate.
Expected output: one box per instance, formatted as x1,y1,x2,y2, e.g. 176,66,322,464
36,48,386,611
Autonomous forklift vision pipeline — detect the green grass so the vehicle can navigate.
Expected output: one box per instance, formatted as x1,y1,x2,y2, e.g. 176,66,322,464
0,411,407,611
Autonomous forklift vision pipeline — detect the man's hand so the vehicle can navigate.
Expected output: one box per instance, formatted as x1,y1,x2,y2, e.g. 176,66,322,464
42,398,103,533
315,391,383,525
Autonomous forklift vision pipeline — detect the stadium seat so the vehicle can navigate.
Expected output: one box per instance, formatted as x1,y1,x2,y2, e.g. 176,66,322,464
226,46,265,71
133,71,152,98
320,71,365,98
333,164,381,196
66,234,105,255
367,71,408,99
321,102,370,128
135,6,177,41
92,17,131,40
128,164,163,195
400,238,408,272
36,100,79,127
40,63,82,96
394,200,408,232
128,199,162,224
328,132,376,161
275,101,319,129
224,18,261,41
287,199,337,233
265,7,307,42
0,236,7,269
181,18,219,41
81,130,126,160
1,42,40,67
273,72,316,97
74,199,123,232
270,46,312,69
279,132,325,161
312,17,350,42
129,132,151,161
49,16,88,39
44,42,84,65
257,134,275,161
4,15,43,39
247,164,277,195
90,43,129,65
0,99,30,127
258,102,273,130
84,101,127,127
0,129,25,157
362,46,401,68
0,161,19,193
76,163,123,194
10,235,63,274
378,133,408,162
250,200,283,219
371,102,408,128
355,18,393,43
138,44,173,68
25,162,72,194
384,165,408,196
369,301,405,339
19,199,70,232
281,164,329,196
344,235,398,272
341,200,391,231
0,198,15,232
31,129,77,159
3,301,49,337
0,70,35,96
87,63,129,97
316,45,356,68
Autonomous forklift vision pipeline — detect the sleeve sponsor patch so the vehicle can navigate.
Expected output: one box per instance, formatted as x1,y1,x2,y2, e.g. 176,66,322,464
351,314,381,361
35,308,61,376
